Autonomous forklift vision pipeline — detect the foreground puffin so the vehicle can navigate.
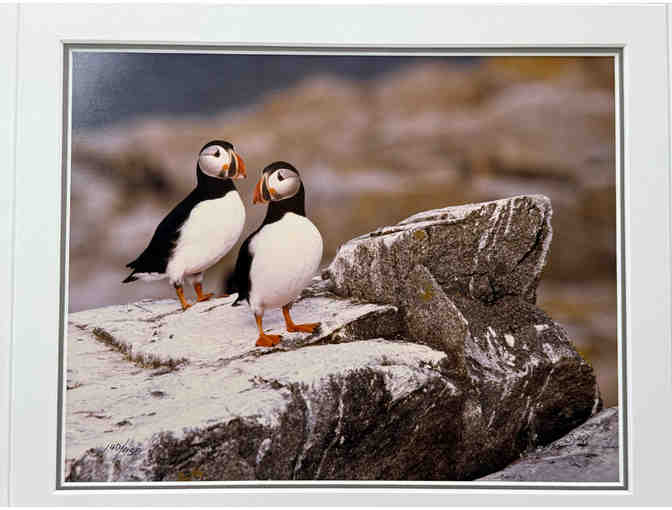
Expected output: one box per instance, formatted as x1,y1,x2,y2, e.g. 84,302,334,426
123,140,246,310
228,162,323,347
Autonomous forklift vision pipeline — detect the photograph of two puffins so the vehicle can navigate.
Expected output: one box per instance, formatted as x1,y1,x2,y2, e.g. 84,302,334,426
65,52,618,484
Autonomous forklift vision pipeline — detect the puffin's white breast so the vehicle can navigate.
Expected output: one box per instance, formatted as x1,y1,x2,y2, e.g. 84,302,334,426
167,191,245,281
249,212,323,313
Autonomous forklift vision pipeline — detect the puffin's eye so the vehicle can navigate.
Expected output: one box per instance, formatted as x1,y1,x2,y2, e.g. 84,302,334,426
214,149,221,158
277,172,285,182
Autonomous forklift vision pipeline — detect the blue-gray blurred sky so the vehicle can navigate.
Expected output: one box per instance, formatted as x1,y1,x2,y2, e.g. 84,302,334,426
72,52,474,130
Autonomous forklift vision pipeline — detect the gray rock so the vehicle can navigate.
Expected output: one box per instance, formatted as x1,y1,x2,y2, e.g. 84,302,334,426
67,338,458,482
66,196,602,482
68,294,399,370
479,407,619,482
323,195,601,478
325,195,552,306
402,264,468,378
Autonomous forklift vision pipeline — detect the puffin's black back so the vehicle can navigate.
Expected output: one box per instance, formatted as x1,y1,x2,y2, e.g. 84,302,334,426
227,182,306,304
123,167,236,282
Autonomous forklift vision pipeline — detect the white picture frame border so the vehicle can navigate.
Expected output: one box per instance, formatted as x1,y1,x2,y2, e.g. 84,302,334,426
6,2,672,506
1,4,19,509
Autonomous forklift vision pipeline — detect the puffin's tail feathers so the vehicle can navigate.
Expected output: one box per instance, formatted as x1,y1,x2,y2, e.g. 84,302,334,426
122,273,138,284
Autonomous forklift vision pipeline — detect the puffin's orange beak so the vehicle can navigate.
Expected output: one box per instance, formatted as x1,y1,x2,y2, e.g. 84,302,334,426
220,151,246,179
234,152,246,179
253,177,265,204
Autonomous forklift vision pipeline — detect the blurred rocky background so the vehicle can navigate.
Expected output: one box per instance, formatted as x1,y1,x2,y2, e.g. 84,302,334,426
69,54,617,405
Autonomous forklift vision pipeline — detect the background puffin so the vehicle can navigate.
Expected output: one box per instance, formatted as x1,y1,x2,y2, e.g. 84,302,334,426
228,161,323,347
123,140,246,310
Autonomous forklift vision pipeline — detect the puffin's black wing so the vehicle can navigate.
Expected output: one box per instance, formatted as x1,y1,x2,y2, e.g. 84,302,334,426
227,229,259,305
122,189,201,283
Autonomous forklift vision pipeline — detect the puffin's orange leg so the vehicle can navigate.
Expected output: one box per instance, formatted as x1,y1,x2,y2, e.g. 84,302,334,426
282,305,320,333
255,314,282,347
175,286,191,311
194,282,214,303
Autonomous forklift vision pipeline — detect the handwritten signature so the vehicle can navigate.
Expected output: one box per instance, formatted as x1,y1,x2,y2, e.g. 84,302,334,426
103,439,141,457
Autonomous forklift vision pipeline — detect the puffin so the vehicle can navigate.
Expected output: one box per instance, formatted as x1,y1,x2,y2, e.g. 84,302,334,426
228,161,323,347
123,140,246,310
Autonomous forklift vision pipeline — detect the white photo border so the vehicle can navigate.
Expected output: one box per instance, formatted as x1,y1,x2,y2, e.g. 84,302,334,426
8,3,671,506
0,4,19,509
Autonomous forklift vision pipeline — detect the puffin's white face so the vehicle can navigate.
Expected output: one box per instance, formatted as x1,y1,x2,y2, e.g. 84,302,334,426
253,167,301,204
198,145,246,180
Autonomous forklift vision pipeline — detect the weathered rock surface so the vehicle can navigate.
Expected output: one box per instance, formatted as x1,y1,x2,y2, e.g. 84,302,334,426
479,407,619,482
66,196,602,482
325,194,551,306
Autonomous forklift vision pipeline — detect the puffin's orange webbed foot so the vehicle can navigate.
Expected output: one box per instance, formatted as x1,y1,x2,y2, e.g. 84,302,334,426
282,305,320,334
254,314,282,347
175,286,192,311
194,282,214,303
255,333,282,347
286,322,320,334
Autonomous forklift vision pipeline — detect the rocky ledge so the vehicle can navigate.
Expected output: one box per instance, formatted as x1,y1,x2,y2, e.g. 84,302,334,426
480,407,619,482
66,195,611,482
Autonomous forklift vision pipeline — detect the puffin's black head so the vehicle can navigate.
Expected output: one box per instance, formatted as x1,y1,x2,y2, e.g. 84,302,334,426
197,140,246,180
253,161,302,204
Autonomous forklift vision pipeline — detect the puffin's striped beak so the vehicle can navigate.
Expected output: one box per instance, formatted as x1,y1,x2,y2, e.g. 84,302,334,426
253,176,266,204
233,152,246,179
220,151,246,179
224,151,246,180
253,175,274,204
